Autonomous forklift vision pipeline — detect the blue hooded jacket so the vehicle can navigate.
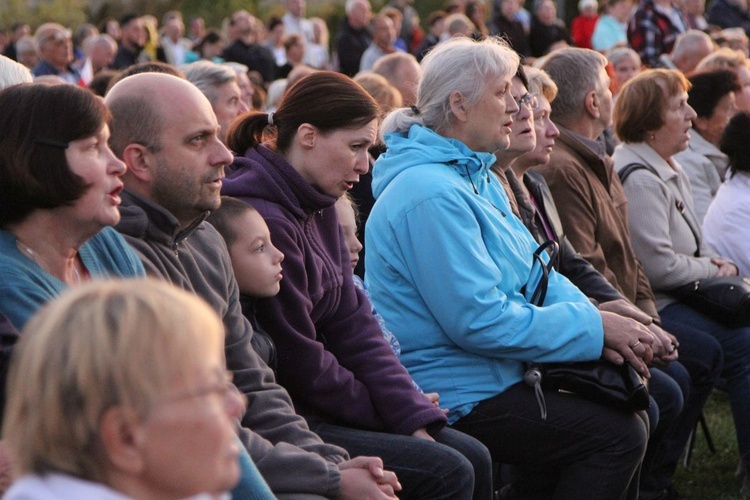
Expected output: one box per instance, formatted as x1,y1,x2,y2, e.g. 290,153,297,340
365,124,604,423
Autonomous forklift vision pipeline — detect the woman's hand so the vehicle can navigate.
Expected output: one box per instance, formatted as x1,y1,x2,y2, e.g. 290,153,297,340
424,392,449,415
598,299,653,325
338,456,401,499
598,299,679,366
712,258,739,277
600,311,654,378
646,323,679,366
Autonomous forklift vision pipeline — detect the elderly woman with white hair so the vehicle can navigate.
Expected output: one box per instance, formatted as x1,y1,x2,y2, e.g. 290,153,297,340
365,36,650,498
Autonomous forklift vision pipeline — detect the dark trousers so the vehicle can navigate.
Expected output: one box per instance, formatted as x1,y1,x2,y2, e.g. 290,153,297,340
451,382,648,500
661,303,749,469
306,418,493,500
639,364,688,495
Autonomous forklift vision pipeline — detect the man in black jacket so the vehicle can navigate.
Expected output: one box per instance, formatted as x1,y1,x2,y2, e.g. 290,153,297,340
222,10,276,86
336,0,372,76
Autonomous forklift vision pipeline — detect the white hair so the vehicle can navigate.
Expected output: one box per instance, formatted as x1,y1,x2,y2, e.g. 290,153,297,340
381,36,519,137
265,78,288,112
345,0,369,14
0,55,33,90
181,60,237,104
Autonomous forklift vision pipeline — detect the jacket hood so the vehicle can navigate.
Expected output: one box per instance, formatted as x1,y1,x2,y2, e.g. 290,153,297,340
224,145,336,218
372,124,497,199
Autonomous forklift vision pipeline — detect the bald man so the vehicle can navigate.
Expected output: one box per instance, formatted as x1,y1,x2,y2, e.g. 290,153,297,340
668,29,715,74
372,51,420,106
77,34,117,84
107,73,400,499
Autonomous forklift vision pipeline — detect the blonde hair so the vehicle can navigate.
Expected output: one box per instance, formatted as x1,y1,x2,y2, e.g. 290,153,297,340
696,47,746,72
354,72,403,114
3,279,225,481
524,66,558,101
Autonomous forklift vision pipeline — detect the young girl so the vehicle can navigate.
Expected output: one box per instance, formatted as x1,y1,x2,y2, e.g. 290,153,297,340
207,197,284,372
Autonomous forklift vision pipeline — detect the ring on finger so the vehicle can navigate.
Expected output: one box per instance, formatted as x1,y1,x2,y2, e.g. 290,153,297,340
630,340,641,349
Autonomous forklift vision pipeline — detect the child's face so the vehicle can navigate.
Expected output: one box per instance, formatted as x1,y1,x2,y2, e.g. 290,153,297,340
335,198,363,271
229,210,284,298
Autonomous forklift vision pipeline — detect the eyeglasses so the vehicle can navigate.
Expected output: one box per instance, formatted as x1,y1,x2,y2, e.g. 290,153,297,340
167,370,240,405
514,93,539,115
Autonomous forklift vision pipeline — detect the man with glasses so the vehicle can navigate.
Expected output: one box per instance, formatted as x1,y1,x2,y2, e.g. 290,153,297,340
31,23,82,85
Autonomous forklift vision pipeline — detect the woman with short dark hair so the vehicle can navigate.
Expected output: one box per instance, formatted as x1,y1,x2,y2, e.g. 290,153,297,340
674,69,740,224
0,83,144,329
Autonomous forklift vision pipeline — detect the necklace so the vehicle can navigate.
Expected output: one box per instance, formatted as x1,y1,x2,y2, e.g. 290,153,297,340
16,239,82,284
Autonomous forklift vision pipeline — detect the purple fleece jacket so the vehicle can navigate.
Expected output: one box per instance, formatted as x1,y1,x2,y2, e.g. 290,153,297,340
223,145,447,435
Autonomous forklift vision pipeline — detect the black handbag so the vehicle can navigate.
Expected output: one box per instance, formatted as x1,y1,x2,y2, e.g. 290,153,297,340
619,163,750,328
523,240,650,419
669,276,750,327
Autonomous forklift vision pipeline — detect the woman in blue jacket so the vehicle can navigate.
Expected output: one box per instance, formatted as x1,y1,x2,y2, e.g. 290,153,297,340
366,36,651,499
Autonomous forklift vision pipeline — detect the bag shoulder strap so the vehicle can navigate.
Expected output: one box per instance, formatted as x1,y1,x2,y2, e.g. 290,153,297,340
617,162,659,184
618,161,701,257
526,240,560,306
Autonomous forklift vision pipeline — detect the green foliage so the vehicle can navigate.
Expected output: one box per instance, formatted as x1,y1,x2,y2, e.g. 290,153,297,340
178,0,255,29
1,0,87,29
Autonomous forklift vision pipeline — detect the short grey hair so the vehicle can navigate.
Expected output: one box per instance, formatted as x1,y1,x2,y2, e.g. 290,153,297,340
82,34,117,56
16,36,36,56
34,23,70,52
541,47,607,125
671,29,713,60
606,47,640,68
181,60,237,105
372,52,418,82
381,36,519,137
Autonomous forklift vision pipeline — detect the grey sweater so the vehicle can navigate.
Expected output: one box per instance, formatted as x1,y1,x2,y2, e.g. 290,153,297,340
116,189,348,498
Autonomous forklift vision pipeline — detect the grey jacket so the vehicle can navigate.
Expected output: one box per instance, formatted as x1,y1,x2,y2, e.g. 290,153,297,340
613,142,719,311
673,130,728,226
116,189,348,498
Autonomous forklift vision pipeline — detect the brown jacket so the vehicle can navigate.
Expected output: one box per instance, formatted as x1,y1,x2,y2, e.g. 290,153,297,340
534,126,659,319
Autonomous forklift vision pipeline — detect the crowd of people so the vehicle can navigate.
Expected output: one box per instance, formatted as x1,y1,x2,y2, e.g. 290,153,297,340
1,0,750,498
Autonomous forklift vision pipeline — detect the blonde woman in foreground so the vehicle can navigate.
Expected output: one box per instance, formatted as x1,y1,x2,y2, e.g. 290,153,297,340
3,279,273,499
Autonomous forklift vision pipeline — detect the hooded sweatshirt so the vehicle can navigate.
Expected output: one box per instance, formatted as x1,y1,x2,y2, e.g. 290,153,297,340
365,124,604,424
223,145,447,436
